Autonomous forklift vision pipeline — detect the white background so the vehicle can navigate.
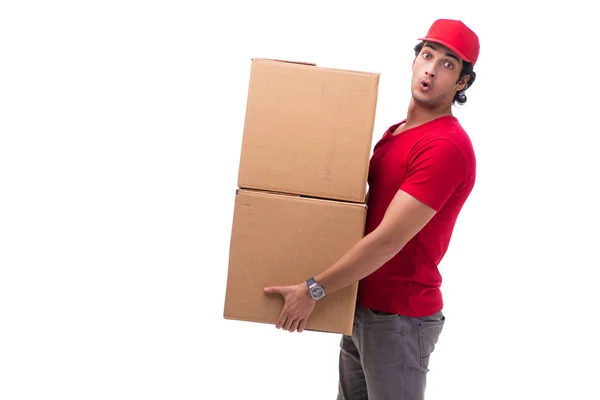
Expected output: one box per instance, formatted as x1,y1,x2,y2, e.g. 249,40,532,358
1,1,598,399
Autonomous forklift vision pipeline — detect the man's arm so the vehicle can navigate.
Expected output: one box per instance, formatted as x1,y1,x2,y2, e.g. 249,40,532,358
314,189,436,295
264,138,464,332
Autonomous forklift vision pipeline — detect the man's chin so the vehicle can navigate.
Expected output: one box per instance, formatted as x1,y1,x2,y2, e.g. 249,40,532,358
412,92,438,108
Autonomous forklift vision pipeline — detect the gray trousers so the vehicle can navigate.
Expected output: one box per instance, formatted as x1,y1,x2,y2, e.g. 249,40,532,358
337,304,445,400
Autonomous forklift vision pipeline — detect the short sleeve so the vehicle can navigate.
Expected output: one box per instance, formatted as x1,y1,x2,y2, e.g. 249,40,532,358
400,138,465,212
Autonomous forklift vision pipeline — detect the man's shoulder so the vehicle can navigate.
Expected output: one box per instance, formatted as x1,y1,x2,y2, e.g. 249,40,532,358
414,118,476,175
427,117,474,155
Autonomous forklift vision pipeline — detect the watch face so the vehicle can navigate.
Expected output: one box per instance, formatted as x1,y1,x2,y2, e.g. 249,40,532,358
311,286,324,299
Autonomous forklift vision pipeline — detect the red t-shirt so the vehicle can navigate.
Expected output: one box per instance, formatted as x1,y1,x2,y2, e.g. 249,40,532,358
357,115,476,317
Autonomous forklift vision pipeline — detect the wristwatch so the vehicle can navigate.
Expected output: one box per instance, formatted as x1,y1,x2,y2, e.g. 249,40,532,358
306,277,325,300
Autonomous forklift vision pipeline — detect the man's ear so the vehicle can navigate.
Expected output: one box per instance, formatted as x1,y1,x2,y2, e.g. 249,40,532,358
456,75,470,91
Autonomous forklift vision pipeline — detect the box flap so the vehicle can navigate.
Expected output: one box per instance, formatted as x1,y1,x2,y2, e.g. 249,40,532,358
252,57,316,66
237,188,367,209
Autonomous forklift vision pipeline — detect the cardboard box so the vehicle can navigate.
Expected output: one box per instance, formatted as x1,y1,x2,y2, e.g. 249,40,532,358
237,58,380,203
223,189,367,335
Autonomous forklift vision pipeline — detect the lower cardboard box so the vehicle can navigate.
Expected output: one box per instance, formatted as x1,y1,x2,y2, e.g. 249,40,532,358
223,189,367,335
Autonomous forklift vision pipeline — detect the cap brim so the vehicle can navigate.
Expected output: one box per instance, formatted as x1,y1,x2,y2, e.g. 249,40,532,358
417,37,472,63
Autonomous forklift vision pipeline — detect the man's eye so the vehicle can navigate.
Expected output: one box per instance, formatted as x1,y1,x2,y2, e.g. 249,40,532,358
423,53,431,59
444,62,453,68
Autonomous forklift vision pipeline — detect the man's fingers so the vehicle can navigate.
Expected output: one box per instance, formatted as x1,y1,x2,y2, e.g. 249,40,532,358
289,319,301,333
298,318,308,333
282,316,294,331
267,283,315,332
276,313,286,329
264,286,285,295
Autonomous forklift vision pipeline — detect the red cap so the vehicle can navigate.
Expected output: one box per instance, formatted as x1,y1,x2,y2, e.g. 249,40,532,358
418,19,480,66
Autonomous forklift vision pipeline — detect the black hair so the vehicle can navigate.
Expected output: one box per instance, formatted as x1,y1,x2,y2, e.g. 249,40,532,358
413,41,476,105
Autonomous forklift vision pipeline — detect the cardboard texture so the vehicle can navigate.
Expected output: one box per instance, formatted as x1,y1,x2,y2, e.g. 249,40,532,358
224,189,367,335
237,58,380,203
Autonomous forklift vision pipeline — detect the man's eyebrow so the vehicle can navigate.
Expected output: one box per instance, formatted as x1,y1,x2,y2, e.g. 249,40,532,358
444,52,460,62
423,43,460,62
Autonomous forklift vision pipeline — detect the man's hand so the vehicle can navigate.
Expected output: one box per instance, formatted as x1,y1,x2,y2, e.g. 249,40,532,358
264,283,317,333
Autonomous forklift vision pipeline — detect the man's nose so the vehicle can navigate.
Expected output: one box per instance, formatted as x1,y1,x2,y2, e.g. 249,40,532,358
425,70,436,78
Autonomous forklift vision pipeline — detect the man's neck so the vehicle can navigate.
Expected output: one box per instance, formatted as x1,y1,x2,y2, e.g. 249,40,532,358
396,98,453,134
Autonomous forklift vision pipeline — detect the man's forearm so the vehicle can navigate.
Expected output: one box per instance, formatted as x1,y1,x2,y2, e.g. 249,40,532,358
314,231,399,295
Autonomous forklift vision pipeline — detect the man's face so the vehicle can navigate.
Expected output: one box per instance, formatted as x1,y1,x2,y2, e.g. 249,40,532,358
411,42,468,108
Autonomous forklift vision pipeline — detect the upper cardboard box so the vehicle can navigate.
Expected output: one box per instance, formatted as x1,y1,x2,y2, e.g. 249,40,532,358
238,59,380,203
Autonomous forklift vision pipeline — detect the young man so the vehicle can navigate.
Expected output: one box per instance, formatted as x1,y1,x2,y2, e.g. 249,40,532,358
264,19,479,399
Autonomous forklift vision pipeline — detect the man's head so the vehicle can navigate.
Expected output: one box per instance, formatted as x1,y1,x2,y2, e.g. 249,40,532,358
410,19,479,108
